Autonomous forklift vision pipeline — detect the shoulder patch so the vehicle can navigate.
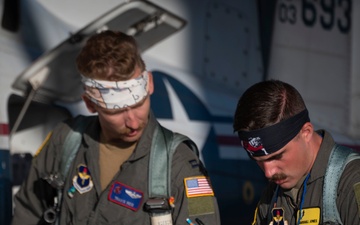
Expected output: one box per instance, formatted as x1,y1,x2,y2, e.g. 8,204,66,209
34,131,53,157
184,176,214,198
353,182,360,216
188,196,215,216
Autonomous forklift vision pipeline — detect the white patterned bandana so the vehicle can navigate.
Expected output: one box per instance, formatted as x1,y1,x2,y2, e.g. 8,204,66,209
82,71,149,109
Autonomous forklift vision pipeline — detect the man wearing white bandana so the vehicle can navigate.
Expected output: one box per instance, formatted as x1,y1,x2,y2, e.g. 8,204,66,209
233,80,360,225
12,31,221,225
81,71,150,110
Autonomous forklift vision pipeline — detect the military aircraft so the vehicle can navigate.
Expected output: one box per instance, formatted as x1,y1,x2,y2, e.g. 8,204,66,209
0,0,359,224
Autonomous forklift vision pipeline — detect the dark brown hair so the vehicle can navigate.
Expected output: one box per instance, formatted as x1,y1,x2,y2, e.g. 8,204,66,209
233,80,306,132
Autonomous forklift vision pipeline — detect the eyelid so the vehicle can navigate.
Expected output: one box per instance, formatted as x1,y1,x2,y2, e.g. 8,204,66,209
269,152,283,161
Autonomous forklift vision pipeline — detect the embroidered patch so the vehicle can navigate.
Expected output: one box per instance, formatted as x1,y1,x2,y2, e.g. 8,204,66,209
184,176,214,198
297,207,320,225
188,196,215,216
354,182,360,216
108,181,143,211
73,164,93,194
272,207,286,225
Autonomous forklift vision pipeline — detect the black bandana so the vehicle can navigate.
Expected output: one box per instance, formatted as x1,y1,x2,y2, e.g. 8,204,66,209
237,109,310,157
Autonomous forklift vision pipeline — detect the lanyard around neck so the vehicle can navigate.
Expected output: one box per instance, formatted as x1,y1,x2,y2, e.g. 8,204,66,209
297,173,311,225
269,173,311,225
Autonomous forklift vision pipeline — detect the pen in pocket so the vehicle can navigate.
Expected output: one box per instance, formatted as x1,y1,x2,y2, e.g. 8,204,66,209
195,218,205,225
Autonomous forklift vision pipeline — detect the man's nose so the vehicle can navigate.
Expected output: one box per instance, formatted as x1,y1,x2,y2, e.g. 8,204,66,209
260,161,277,179
124,108,138,128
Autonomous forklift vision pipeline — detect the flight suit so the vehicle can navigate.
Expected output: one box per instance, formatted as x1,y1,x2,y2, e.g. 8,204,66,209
11,112,221,225
252,130,360,225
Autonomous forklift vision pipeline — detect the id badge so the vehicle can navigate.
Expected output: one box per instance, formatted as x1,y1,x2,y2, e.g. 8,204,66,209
297,207,320,225
150,213,172,225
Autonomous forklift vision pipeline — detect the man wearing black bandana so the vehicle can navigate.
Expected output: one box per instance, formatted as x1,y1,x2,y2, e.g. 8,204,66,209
233,80,360,225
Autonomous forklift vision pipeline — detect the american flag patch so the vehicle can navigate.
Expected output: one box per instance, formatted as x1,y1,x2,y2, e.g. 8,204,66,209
184,176,214,198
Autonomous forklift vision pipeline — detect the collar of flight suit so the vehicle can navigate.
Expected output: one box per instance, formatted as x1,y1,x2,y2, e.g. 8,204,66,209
306,130,336,184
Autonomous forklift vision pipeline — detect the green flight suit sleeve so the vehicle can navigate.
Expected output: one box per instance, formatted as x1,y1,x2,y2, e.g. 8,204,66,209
170,142,221,225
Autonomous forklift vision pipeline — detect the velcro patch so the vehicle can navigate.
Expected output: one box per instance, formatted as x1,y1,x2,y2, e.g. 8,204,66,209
108,181,143,211
188,196,215,216
189,159,199,168
353,182,360,216
184,176,214,198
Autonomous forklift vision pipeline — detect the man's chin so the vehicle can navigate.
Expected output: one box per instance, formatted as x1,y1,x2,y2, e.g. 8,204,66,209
122,132,142,143
278,181,295,190
274,179,292,189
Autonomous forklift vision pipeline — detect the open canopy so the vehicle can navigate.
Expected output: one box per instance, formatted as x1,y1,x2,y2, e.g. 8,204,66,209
12,0,186,104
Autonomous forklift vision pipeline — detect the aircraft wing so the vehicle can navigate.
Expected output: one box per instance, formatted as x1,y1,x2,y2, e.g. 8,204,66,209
11,0,186,103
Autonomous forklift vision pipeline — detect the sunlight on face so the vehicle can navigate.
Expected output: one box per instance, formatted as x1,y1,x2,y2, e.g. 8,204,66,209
254,134,311,189
95,95,151,143
84,68,154,144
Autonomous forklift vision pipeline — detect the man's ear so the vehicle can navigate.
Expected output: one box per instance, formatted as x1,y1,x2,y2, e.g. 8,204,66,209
301,122,314,142
82,94,97,113
147,71,154,95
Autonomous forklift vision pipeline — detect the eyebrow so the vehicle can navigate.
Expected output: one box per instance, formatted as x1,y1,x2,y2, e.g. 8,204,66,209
255,150,284,162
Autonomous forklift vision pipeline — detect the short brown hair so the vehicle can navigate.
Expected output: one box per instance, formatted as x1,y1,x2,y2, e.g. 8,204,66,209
233,80,307,132
76,30,145,81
